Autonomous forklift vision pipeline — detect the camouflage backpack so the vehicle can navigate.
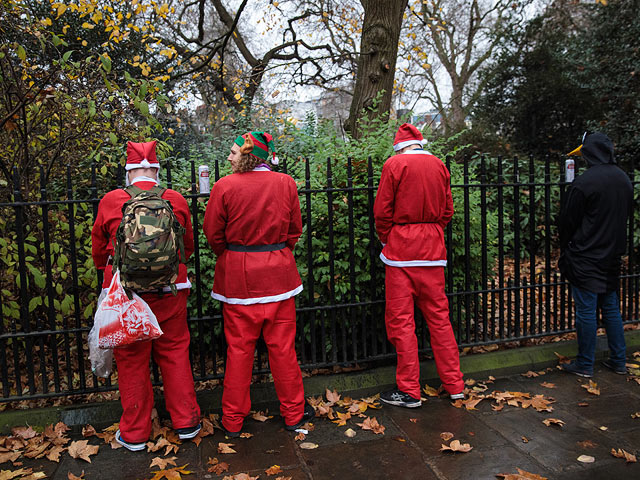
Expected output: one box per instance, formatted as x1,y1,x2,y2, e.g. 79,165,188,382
113,185,185,295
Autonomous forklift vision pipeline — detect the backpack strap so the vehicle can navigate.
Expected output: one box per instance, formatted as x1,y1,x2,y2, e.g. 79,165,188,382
124,185,144,199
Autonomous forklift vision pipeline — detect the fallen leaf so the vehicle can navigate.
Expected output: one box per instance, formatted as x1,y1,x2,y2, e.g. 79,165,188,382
542,418,565,427
464,378,476,386
496,468,548,479
422,385,439,397
440,432,454,441
521,371,539,378
521,436,529,443
409,418,418,423
630,412,640,419
11,427,37,440
239,433,253,439
150,456,177,470
578,402,589,407
209,460,229,474
540,382,556,389
218,443,237,454
393,436,406,442
148,464,192,480
462,396,484,410
492,404,505,412
0,453,20,465
599,426,608,431
577,440,597,449
298,442,318,449
344,429,356,438
325,389,341,404
222,474,258,480
611,448,637,463
440,439,472,453
356,417,385,435
275,477,292,480
332,411,351,427
46,446,65,462
265,465,283,475
81,426,96,438
68,472,85,480
67,440,99,463
554,352,570,364
0,468,32,480
22,472,46,480
577,455,595,463
581,380,600,396
251,411,272,422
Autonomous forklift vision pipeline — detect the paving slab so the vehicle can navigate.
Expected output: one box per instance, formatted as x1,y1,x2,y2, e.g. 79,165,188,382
300,438,438,480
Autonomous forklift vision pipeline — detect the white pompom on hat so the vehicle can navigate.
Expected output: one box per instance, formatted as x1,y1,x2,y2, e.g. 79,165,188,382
393,123,425,152
126,141,160,170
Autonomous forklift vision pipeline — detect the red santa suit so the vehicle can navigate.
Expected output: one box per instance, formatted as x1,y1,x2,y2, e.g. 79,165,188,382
203,164,305,433
374,125,464,399
91,142,200,444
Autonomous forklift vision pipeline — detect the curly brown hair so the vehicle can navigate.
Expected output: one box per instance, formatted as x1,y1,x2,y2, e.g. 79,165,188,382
233,134,263,173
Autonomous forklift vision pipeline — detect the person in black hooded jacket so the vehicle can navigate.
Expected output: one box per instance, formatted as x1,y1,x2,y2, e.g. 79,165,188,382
558,132,632,377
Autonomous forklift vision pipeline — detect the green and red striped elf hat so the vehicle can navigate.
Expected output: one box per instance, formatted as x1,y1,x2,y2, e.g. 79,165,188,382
234,131,279,165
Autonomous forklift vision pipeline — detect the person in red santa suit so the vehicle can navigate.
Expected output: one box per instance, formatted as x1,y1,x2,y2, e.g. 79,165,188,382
374,123,465,408
203,131,314,437
91,141,201,451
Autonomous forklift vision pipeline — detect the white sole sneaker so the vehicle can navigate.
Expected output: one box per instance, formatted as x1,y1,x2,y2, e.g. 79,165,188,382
177,424,202,440
380,397,422,408
450,393,465,400
115,430,146,451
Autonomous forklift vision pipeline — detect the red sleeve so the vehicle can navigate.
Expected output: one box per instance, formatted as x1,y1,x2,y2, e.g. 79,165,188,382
91,197,111,270
439,167,454,228
164,190,194,261
373,161,396,244
286,178,303,250
203,182,227,256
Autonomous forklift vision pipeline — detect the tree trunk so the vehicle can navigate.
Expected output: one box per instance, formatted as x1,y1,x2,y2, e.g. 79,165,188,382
345,0,408,138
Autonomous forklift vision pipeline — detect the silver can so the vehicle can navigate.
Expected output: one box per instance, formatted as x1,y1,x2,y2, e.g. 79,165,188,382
198,165,210,194
565,159,575,183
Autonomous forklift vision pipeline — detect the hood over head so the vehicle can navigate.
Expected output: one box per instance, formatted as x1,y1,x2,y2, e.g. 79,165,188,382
568,132,615,167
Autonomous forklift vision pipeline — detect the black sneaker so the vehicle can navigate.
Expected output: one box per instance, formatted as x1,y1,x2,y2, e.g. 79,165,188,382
285,401,316,431
602,359,627,375
115,429,146,452
560,361,593,378
380,389,422,408
222,427,241,439
176,423,202,440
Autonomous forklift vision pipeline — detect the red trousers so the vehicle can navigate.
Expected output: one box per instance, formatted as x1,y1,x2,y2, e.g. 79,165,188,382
113,290,200,443
221,298,304,432
385,266,464,399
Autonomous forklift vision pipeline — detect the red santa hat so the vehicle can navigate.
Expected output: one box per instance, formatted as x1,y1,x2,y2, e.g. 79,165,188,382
393,123,425,152
125,141,160,170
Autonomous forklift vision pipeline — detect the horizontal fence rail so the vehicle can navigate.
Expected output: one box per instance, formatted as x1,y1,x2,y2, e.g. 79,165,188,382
0,154,639,402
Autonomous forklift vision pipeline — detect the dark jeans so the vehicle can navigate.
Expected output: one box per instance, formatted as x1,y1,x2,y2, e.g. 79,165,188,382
572,285,626,373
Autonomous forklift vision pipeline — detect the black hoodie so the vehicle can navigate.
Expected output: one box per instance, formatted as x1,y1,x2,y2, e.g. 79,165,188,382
558,133,633,293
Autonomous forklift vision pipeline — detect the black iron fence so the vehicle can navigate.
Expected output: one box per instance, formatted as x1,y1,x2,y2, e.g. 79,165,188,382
1,154,639,402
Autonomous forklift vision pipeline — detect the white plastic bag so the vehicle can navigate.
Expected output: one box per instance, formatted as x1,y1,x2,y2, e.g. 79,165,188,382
89,270,163,377
89,289,112,378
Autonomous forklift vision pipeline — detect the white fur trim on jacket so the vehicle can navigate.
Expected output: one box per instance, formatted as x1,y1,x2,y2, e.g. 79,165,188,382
379,253,447,267
211,284,303,305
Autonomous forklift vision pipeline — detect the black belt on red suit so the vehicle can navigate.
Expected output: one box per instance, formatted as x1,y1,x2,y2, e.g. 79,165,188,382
226,242,286,252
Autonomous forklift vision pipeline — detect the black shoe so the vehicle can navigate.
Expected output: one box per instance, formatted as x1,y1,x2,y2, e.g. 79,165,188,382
176,423,202,440
560,362,593,378
380,389,422,408
222,427,241,439
602,359,627,375
285,401,316,431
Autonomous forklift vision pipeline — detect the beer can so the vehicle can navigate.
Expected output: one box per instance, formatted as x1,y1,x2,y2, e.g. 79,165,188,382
198,165,210,194
565,159,575,183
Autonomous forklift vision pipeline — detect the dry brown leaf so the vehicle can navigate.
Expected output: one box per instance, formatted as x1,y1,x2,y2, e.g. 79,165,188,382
0,468,32,480
540,382,556,389
325,389,341,404
521,436,529,443
68,471,85,480
440,439,472,453
496,468,548,480
631,412,640,419
150,456,178,470
11,427,37,440
344,428,356,438
356,417,385,435
599,426,608,431
464,378,476,386
222,474,259,480
207,457,230,474
581,380,600,396
611,448,637,463
578,402,589,407
265,465,283,475
218,443,237,454
46,446,65,463
577,440,597,449
275,477,292,480
294,432,305,441
462,396,484,410
422,385,439,397
67,440,99,463
521,371,539,378
298,442,318,449
577,455,595,463
409,418,418,423
332,411,351,427
393,436,406,442
542,418,565,428
148,464,192,480
81,426,96,438
22,471,46,480
239,433,253,439
251,411,272,422
0,453,20,465
146,437,172,453
440,432,454,442
554,352,570,364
